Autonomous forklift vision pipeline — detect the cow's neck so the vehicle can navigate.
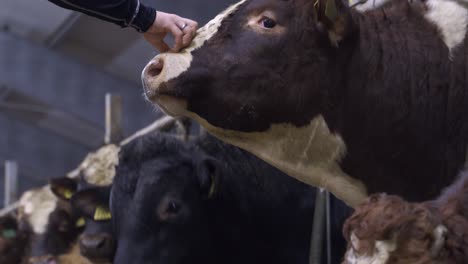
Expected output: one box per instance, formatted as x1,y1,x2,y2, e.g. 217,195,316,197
326,4,468,200
187,111,368,208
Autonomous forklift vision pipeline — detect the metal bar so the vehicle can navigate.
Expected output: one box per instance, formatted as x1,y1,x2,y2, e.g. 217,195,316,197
175,117,191,142
0,201,19,218
105,94,123,144
120,115,176,146
309,189,326,264
4,161,18,208
45,13,82,48
0,87,103,148
325,191,332,264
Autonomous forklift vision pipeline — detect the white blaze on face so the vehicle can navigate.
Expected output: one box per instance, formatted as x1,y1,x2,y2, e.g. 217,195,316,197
142,0,247,99
424,0,468,53
344,232,397,264
19,185,58,234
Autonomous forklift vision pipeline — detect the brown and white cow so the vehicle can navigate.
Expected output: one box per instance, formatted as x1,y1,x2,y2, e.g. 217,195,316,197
18,179,91,264
342,170,468,264
141,0,468,207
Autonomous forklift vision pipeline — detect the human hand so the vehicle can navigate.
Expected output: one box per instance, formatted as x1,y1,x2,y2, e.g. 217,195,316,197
143,11,198,52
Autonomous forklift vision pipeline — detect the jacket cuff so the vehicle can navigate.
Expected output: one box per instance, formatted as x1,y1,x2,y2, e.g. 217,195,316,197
131,3,156,32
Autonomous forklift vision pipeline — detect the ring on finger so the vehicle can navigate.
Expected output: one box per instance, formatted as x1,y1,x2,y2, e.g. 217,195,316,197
179,23,188,31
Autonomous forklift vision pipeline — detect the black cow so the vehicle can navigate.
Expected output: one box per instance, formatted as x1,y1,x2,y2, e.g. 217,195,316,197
111,133,352,264
141,0,468,207
71,185,114,264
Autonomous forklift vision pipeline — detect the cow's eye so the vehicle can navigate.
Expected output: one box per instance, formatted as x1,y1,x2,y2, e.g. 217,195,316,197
167,201,180,214
260,17,277,29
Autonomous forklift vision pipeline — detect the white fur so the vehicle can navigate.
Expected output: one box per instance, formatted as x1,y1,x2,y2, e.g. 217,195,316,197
349,0,391,12
142,0,247,96
77,144,119,186
19,185,58,234
184,112,368,208
431,225,448,257
344,232,397,264
424,0,468,53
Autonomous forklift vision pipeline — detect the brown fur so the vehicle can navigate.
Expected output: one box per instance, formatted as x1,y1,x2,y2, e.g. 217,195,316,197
343,171,468,263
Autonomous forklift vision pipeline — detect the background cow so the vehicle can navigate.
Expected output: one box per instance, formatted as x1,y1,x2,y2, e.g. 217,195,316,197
71,185,114,264
0,214,29,264
342,170,468,263
141,0,468,207
111,133,352,264
18,178,90,264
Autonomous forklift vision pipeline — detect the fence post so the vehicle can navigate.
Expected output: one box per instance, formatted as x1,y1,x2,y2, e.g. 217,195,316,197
105,94,122,144
4,161,18,208
309,189,326,264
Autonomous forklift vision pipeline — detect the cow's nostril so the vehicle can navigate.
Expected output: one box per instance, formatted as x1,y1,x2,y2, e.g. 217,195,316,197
147,59,164,78
81,235,107,250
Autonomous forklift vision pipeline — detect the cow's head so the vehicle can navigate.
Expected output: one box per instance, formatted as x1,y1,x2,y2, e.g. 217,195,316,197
18,178,86,264
71,186,115,264
143,0,353,131
111,134,218,264
142,0,366,207
342,194,448,264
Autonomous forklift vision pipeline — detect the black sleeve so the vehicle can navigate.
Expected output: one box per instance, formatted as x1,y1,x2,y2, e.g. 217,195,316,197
47,0,156,32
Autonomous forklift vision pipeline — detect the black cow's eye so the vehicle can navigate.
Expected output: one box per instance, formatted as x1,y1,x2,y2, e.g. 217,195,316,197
261,17,277,29
167,201,180,214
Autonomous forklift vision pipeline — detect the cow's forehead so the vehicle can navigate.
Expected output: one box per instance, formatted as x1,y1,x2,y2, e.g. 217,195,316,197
185,0,247,53
78,144,119,186
19,185,58,234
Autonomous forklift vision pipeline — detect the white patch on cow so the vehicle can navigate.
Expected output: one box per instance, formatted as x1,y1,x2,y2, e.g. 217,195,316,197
142,0,247,96
349,0,391,12
344,232,397,264
431,224,448,257
76,144,119,186
424,0,468,53
19,185,58,234
183,111,368,208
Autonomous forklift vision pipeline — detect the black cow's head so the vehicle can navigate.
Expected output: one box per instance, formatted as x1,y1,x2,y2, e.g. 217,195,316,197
111,134,218,264
142,0,366,207
19,177,85,264
71,186,115,264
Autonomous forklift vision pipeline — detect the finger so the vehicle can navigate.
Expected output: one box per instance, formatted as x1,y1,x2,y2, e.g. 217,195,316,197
154,40,170,53
170,24,184,52
186,19,199,31
182,31,193,47
143,33,170,53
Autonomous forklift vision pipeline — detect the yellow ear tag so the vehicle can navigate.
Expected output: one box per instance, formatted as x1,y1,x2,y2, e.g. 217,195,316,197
62,188,74,200
94,206,112,221
75,217,86,228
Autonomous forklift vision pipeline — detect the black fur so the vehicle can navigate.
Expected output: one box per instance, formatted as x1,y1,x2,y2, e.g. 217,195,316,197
111,133,352,264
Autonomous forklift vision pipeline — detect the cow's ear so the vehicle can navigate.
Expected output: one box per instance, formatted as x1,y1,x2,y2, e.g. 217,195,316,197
313,0,353,46
50,177,78,201
197,158,220,199
71,187,112,222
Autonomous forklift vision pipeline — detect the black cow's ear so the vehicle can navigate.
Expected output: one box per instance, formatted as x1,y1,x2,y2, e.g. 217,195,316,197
197,158,220,199
71,187,112,221
313,0,353,46
50,177,78,201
